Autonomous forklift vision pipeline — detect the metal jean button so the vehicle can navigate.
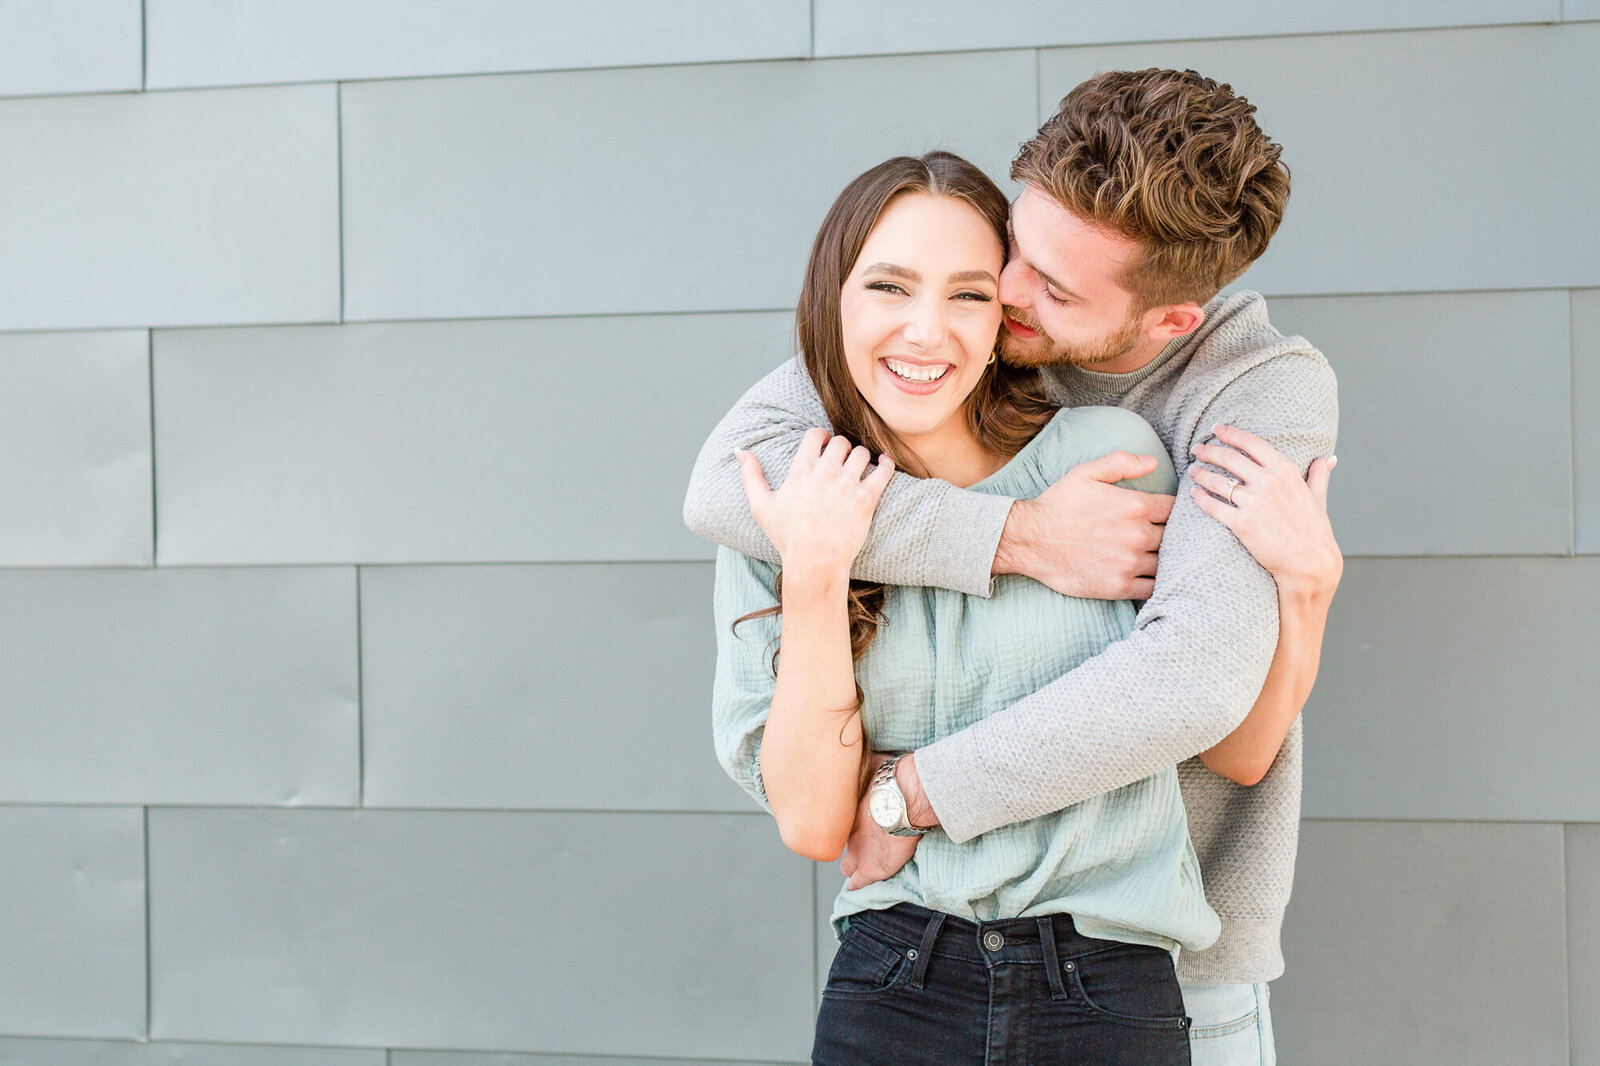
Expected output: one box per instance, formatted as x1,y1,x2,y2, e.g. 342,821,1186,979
982,930,1005,951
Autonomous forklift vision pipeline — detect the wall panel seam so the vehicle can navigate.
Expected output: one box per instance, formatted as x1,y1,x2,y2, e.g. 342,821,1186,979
142,805,151,1039
356,566,366,807
338,82,346,323
147,330,157,566
1570,289,1580,556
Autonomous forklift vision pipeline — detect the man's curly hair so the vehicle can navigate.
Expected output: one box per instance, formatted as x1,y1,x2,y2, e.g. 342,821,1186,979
1013,68,1291,310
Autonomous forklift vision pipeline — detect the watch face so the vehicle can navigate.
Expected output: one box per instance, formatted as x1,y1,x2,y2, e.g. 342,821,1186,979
868,786,902,829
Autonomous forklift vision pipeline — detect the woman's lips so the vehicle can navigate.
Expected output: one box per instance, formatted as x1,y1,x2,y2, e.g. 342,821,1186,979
1004,315,1040,339
879,357,952,395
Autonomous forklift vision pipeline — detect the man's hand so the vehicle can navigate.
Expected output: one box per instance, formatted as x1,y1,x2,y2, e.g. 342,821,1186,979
839,752,935,890
993,451,1174,599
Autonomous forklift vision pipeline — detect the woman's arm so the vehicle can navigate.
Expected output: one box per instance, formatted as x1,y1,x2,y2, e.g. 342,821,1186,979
734,429,893,860
1188,424,1342,786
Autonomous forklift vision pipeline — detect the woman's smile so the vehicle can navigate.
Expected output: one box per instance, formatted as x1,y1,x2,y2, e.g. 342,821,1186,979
880,356,953,392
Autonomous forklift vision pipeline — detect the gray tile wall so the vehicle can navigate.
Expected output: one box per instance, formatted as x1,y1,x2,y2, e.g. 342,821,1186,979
0,0,142,97
2,10,1593,1064
145,1,811,89
339,50,1036,321
0,330,152,566
814,0,1560,56
1575,289,1599,553
1040,25,1600,296
0,808,145,1038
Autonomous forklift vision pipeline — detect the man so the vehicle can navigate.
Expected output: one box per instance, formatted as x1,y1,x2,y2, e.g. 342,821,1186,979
685,68,1337,1063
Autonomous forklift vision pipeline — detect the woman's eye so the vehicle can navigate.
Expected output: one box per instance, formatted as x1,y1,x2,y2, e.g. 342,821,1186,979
954,291,994,302
866,281,908,296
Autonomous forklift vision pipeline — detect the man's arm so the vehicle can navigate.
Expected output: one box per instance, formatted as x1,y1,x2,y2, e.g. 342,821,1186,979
685,358,1006,596
912,354,1339,842
684,358,1171,599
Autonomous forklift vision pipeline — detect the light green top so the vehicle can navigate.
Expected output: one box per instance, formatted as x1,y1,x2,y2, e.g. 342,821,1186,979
711,405,1220,954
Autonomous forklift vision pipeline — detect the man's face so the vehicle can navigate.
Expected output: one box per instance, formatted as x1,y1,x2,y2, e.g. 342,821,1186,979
998,185,1152,373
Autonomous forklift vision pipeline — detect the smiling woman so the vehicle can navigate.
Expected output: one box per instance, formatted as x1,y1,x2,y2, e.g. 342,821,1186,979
709,152,1210,1065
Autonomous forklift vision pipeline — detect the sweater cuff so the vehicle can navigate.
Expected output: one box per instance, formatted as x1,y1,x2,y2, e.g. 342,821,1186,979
922,487,1012,599
1174,917,1285,985
915,728,1008,844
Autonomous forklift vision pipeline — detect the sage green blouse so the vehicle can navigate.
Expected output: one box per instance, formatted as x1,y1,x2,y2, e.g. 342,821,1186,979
711,405,1219,954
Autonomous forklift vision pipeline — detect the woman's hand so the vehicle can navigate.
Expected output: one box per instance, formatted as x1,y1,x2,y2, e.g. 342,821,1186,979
736,428,895,580
1189,424,1342,603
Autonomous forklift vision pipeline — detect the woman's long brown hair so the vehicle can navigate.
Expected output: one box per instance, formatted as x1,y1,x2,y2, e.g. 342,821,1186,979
741,152,1056,676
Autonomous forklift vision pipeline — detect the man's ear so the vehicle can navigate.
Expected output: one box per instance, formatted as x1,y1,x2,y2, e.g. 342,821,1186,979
1141,303,1205,343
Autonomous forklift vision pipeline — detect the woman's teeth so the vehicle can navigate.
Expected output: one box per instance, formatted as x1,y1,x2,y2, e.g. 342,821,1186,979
885,359,950,383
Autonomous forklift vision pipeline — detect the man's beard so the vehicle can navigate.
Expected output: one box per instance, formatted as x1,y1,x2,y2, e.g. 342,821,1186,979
998,308,1145,369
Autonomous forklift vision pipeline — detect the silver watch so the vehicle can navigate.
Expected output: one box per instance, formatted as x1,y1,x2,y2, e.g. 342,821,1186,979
867,754,931,837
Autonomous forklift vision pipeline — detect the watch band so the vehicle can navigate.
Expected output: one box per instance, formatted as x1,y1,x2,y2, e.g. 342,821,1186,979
869,753,932,837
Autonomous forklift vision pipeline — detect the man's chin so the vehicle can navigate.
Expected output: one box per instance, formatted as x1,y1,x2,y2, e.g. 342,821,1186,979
998,330,1059,368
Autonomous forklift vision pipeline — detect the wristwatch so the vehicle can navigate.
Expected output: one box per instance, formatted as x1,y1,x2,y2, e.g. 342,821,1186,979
867,754,933,838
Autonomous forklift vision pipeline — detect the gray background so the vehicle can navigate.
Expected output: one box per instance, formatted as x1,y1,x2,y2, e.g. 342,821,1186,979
0,2,1594,1063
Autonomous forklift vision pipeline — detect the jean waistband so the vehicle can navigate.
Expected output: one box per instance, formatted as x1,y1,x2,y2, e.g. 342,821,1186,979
846,903,1127,966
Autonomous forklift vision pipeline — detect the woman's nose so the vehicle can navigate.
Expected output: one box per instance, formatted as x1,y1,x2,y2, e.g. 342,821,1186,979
901,300,948,350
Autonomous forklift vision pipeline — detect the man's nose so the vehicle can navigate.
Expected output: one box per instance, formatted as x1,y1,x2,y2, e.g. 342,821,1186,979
999,257,1031,310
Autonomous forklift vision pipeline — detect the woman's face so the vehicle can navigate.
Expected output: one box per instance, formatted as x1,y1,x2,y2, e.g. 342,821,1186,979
840,192,1005,450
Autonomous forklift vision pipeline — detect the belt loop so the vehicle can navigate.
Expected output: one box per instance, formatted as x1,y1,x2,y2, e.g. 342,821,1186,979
1038,917,1069,1000
908,912,945,989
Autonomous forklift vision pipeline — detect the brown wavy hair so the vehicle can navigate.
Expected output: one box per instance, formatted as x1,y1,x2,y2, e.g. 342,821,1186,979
740,152,1055,676
1013,68,1291,310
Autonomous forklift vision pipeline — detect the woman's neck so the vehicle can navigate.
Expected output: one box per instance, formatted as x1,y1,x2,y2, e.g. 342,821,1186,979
897,424,1007,488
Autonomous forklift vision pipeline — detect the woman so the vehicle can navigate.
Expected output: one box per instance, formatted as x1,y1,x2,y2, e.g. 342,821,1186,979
709,152,1335,1064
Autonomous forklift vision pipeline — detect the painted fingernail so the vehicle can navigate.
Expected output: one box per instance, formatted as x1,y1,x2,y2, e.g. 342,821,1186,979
1329,455,1338,469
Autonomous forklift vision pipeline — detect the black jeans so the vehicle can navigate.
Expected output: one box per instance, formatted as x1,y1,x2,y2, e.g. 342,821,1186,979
814,904,1192,1066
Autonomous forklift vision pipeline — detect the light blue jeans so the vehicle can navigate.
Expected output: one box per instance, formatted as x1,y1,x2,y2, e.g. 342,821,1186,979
1180,981,1275,1066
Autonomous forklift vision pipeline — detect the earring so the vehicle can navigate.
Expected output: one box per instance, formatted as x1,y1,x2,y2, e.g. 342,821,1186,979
986,349,998,367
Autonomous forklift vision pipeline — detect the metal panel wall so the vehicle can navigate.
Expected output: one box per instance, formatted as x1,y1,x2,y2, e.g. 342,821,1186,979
1302,558,1600,820
0,330,152,566
1575,289,1600,553
149,809,815,1059
153,314,790,564
339,51,1037,321
0,85,340,331
815,0,1560,56
0,808,145,1038
145,0,811,88
1273,822,1570,1065
0,0,142,97
1039,25,1600,296
360,562,748,811
0,568,358,805
1268,290,1571,556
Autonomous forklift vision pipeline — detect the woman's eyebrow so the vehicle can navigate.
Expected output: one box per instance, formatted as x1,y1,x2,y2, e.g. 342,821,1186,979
949,269,997,284
861,262,918,280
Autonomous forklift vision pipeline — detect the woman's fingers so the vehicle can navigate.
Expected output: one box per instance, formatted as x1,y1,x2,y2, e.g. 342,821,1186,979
1191,441,1259,483
1306,455,1337,511
843,444,872,479
861,453,895,500
1210,424,1279,468
822,433,854,466
735,450,772,509
1190,484,1239,529
799,426,831,459
1189,463,1241,505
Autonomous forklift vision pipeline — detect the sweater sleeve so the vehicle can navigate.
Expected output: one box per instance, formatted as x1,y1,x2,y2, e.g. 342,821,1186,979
683,357,1013,597
916,354,1339,842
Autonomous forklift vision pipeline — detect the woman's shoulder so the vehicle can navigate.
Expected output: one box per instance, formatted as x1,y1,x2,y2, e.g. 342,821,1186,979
713,547,780,616
985,406,1176,498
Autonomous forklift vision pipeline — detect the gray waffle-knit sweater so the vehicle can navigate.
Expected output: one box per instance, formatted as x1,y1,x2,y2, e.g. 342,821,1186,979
683,291,1338,983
